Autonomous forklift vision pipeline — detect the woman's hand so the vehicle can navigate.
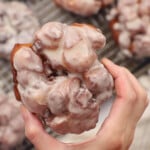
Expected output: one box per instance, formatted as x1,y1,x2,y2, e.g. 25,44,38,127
20,58,149,150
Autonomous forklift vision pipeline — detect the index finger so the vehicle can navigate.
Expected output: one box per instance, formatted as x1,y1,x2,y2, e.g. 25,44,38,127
98,58,137,135
101,58,135,100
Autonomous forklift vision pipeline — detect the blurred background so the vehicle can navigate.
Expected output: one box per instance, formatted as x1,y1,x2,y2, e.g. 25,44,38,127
0,0,150,149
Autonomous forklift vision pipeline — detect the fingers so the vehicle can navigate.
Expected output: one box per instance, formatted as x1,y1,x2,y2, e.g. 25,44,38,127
101,58,148,106
101,58,136,105
123,68,149,122
101,58,135,100
97,58,148,149
99,58,147,134
67,59,148,150
20,105,64,150
124,68,148,105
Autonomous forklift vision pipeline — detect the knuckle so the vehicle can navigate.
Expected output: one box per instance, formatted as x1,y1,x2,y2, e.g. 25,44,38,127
119,67,126,74
139,87,147,99
143,92,148,102
144,94,149,107
118,67,129,79
110,137,123,150
145,101,149,109
139,90,149,107
121,67,128,72
25,126,38,141
128,92,137,104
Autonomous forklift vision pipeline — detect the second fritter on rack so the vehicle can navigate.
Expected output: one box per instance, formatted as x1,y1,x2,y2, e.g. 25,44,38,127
0,1,39,60
107,0,150,58
54,0,114,16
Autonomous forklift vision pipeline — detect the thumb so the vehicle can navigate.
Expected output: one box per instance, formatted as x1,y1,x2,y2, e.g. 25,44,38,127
20,105,64,150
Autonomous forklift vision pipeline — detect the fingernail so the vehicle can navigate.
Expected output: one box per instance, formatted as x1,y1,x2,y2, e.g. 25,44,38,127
102,58,111,63
101,58,110,64
20,105,30,121
101,57,107,61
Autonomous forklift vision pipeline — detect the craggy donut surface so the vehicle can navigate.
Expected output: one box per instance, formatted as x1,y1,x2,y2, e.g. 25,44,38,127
0,93,24,150
11,22,114,134
0,1,39,59
54,0,114,16
108,0,150,58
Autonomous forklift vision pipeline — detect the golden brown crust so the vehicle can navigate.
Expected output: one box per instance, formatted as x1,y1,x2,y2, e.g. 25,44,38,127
54,0,113,16
108,0,150,57
11,22,114,134
109,19,120,45
0,1,39,59
109,19,136,54
71,23,97,30
11,44,32,101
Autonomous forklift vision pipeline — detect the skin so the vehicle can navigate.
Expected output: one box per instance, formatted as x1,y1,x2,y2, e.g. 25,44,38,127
20,58,149,150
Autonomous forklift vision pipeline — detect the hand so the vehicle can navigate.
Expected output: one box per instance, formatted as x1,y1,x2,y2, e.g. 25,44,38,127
20,58,149,150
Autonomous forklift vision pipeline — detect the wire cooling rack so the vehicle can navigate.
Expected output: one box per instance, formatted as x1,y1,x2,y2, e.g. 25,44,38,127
0,0,149,149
